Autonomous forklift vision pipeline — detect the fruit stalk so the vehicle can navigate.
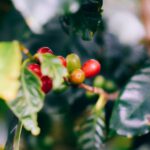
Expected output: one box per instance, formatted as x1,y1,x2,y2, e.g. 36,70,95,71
20,44,33,59
79,83,119,100
95,95,107,112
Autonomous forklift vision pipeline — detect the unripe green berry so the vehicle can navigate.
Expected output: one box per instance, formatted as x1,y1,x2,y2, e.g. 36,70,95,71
85,91,97,99
93,75,106,88
66,53,81,73
104,80,117,92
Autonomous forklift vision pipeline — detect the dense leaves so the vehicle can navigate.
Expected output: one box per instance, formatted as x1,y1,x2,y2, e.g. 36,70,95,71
2,0,150,150
7,60,45,135
110,59,150,136
37,53,68,89
11,0,81,33
61,0,103,40
0,41,22,101
11,0,103,37
77,111,105,150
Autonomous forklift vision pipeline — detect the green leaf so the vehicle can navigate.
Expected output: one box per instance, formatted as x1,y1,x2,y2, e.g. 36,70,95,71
110,59,150,136
77,112,105,150
7,60,45,135
37,54,68,90
0,41,22,101
61,0,103,40
107,136,132,150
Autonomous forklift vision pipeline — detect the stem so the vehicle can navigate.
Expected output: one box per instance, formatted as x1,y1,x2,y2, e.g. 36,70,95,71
95,95,107,112
22,48,33,60
79,83,119,100
13,122,22,150
20,43,33,60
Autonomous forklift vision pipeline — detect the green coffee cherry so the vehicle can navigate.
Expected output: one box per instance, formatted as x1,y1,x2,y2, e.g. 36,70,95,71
104,80,117,92
93,75,106,88
66,53,81,73
85,91,97,99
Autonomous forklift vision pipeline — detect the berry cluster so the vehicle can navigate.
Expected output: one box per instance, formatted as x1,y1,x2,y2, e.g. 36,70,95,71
66,53,101,84
28,47,54,94
28,47,101,94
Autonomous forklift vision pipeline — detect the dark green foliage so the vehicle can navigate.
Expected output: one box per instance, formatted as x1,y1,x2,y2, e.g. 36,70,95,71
110,59,150,136
77,111,105,150
1,0,150,150
60,0,103,40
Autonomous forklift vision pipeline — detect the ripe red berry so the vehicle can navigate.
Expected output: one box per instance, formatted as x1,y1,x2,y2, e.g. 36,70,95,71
70,69,85,84
82,59,101,78
58,56,67,67
28,63,42,78
41,76,53,94
37,47,54,54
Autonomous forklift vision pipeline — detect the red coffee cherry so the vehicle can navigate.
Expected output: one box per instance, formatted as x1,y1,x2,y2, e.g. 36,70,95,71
70,69,85,84
58,56,67,67
82,59,101,78
37,47,54,54
41,76,53,94
28,63,42,78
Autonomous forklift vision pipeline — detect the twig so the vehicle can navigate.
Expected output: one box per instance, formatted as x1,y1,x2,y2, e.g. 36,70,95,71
79,83,119,101
20,43,33,60
141,0,150,55
13,122,22,150
95,94,107,112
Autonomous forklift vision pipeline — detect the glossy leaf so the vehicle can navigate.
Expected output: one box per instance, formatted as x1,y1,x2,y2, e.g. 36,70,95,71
37,54,68,89
7,60,45,135
110,59,150,136
77,112,105,150
0,41,22,101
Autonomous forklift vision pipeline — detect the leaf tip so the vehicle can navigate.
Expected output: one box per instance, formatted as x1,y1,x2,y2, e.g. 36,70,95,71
31,127,41,136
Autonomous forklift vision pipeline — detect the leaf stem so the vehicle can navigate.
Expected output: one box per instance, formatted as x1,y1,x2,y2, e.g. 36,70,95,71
13,122,22,150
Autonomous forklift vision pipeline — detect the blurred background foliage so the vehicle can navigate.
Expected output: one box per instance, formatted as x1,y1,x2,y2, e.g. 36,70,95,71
0,0,149,150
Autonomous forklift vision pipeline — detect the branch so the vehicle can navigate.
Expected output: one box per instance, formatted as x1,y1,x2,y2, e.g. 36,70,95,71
79,83,119,101
141,0,150,55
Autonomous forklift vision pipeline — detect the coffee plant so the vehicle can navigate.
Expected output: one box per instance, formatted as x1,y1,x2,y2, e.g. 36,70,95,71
0,0,150,150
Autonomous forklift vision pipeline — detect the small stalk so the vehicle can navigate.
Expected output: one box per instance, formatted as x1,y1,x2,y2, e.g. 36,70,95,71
79,83,119,101
95,94,107,112
20,43,33,60
13,122,22,150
